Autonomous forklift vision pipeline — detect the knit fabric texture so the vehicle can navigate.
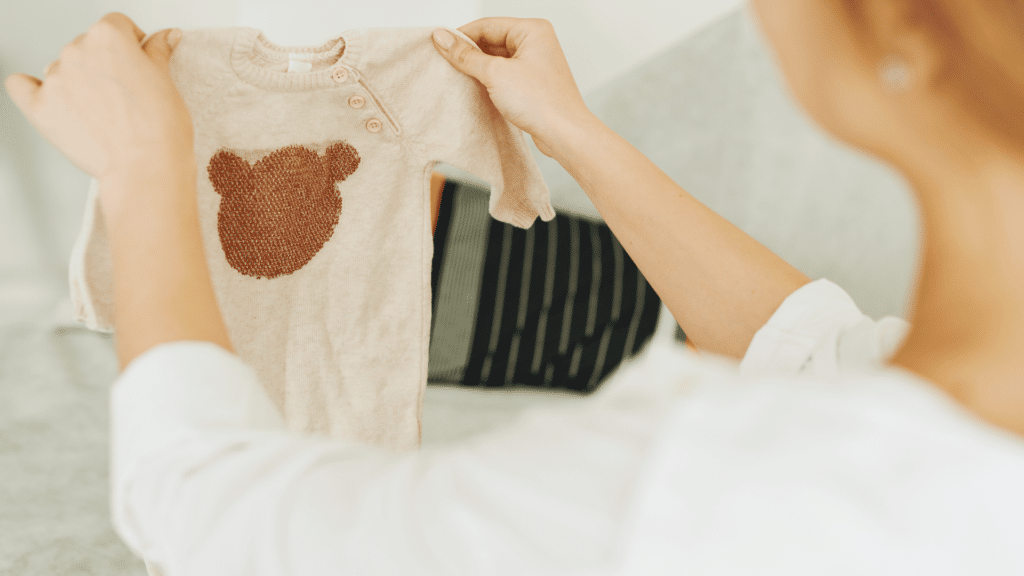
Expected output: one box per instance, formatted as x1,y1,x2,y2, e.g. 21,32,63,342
67,26,556,452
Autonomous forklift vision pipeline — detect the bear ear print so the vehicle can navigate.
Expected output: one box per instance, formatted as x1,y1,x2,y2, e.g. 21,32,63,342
324,141,361,182
208,149,253,197
258,144,320,175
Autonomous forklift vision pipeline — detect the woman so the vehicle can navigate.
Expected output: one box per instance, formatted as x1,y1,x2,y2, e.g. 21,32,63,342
6,1,1024,573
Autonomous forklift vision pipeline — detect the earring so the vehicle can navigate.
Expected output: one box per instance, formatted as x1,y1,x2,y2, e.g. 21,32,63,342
879,54,914,93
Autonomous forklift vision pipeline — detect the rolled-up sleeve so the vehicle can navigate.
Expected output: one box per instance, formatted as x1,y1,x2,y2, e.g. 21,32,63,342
110,340,672,576
739,279,910,378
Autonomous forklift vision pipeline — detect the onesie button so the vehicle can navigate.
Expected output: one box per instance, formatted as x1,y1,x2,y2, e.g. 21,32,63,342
331,67,348,83
348,94,365,108
366,118,383,133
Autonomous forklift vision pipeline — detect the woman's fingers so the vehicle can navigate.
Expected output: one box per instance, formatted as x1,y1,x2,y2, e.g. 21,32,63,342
431,28,495,82
96,12,147,43
480,45,510,58
141,28,183,66
5,10,194,182
4,73,42,119
44,33,87,77
433,17,551,81
457,17,527,53
436,15,589,159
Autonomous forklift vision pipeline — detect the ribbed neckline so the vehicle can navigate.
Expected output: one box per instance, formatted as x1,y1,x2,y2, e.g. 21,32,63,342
230,27,363,92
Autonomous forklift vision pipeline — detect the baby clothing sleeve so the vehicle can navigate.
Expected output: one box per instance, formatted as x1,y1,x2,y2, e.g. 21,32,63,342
739,278,910,378
354,27,557,229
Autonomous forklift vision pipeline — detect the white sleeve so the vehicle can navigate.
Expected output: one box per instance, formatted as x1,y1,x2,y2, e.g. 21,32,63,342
738,279,910,378
110,340,670,576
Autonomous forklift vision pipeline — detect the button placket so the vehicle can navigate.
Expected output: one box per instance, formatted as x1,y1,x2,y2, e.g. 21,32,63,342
331,67,383,134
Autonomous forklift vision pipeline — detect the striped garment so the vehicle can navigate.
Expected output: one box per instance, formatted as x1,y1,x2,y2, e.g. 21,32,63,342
428,179,664,392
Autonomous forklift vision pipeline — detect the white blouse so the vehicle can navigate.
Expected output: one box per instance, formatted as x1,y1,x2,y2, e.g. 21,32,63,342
109,279,1024,575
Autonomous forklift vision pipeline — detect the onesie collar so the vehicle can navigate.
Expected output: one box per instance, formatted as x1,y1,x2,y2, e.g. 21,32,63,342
230,27,363,92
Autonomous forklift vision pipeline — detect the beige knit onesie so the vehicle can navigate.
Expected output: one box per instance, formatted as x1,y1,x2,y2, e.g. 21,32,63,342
68,26,555,454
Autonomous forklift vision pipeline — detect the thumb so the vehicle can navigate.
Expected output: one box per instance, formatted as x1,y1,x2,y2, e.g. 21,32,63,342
142,28,182,66
4,72,41,120
431,28,492,82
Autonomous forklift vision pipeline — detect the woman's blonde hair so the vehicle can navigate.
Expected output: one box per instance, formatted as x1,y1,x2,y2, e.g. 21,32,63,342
841,0,1024,150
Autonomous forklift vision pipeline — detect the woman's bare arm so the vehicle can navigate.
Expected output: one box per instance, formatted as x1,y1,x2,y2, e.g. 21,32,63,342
547,111,810,358
432,19,810,359
101,160,235,372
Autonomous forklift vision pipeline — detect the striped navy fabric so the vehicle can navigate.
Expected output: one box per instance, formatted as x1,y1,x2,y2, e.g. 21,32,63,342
428,179,662,393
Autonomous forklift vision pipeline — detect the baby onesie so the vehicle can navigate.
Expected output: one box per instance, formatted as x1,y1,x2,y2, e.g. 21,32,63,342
68,26,556,453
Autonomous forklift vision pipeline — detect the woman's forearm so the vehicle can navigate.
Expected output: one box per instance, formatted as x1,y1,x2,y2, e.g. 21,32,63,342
100,160,234,372
546,111,811,359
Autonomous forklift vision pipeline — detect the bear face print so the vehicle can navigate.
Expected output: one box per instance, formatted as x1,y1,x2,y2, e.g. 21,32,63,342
207,141,360,279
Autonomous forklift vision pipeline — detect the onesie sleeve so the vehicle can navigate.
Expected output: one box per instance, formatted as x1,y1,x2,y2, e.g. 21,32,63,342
358,28,556,229
739,278,910,378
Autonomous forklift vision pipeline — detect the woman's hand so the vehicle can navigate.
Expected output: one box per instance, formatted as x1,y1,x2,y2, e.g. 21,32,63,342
4,13,190,209
431,17,593,159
